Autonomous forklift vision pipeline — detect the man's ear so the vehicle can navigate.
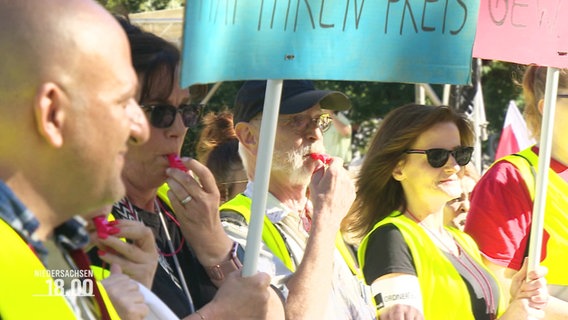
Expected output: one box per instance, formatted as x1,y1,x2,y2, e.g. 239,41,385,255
34,82,66,148
235,122,259,155
538,98,545,115
392,160,406,181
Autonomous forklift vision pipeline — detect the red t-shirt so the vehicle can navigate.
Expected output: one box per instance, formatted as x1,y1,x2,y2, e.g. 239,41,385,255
464,147,568,270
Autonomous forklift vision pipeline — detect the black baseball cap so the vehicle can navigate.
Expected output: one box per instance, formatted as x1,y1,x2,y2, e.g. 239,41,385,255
233,80,351,124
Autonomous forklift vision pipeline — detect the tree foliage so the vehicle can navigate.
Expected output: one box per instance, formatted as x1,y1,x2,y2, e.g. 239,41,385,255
96,0,179,14
481,61,525,133
198,63,523,158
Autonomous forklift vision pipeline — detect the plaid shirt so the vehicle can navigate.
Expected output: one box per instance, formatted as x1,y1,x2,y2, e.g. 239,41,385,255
0,180,100,319
0,181,48,263
0,181,89,265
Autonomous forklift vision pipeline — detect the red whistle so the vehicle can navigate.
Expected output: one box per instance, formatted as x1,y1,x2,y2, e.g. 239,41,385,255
309,153,332,165
167,154,188,171
92,215,111,239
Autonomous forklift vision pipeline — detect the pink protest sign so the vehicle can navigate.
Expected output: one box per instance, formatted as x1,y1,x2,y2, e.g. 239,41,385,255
473,0,568,67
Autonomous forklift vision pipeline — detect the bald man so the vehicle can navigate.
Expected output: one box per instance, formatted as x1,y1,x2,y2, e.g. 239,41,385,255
0,0,150,318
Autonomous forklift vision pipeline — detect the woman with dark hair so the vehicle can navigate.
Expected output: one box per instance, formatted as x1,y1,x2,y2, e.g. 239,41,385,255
89,17,282,319
341,104,548,319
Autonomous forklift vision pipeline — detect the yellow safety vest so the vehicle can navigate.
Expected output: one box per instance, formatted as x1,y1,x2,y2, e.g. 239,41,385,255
0,218,119,319
503,148,568,285
219,193,363,278
358,213,505,319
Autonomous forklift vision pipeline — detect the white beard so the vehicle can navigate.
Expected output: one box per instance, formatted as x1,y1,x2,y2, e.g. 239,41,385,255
271,145,313,185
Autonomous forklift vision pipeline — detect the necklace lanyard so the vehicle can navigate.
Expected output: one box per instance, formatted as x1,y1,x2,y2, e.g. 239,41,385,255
121,197,185,256
121,196,195,314
406,210,496,318
156,200,185,256
155,199,195,314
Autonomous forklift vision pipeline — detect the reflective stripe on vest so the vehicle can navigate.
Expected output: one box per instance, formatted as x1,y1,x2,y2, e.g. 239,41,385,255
219,193,363,278
220,194,295,271
0,218,119,319
503,148,568,285
358,213,505,319
97,280,121,319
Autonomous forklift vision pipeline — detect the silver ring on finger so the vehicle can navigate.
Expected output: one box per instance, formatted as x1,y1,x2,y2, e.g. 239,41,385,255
180,195,193,205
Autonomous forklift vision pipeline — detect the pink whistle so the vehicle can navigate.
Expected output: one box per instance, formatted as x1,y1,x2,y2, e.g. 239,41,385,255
167,154,188,171
309,153,332,165
92,215,111,238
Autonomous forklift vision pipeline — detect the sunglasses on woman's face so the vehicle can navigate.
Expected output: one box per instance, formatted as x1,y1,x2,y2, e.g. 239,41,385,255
141,103,203,128
405,146,474,168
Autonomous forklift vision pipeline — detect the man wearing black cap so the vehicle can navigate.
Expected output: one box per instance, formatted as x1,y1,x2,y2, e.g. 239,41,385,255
220,80,375,319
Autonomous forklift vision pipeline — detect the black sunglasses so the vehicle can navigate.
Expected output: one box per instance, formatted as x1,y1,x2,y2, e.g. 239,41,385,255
405,146,474,168
141,103,203,128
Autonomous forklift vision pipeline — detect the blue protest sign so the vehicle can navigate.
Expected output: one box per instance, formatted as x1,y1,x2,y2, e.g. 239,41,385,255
181,0,480,87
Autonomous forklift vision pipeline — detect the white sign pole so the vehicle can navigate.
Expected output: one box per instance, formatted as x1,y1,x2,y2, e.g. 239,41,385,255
527,67,558,275
242,80,283,276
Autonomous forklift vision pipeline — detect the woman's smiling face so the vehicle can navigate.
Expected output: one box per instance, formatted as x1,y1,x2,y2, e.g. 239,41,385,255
394,121,464,210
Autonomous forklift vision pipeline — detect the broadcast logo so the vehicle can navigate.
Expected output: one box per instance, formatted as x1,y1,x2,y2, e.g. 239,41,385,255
32,269,95,297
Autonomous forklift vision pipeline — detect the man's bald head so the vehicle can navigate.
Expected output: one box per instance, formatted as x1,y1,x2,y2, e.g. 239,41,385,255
0,0,128,105
0,0,147,231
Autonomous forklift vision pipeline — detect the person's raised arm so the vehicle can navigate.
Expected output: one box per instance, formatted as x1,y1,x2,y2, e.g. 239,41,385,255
166,158,234,277
329,112,351,137
284,157,353,319
167,158,285,319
